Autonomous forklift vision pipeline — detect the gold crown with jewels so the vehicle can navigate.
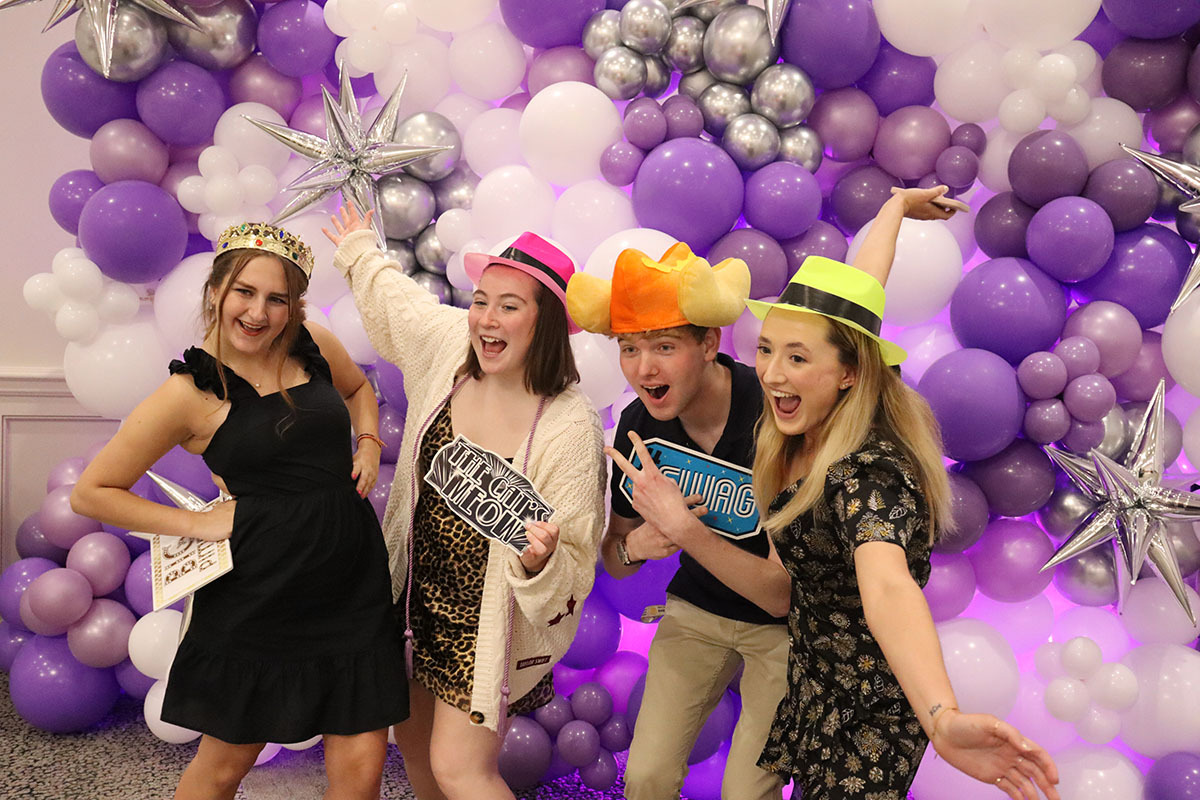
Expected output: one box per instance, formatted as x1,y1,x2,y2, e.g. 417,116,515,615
215,222,314,279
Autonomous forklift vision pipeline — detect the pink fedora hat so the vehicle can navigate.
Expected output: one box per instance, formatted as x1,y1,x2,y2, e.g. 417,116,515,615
463,232,581,334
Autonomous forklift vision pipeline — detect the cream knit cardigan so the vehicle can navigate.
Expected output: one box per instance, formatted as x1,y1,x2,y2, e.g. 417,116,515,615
334,230,606,730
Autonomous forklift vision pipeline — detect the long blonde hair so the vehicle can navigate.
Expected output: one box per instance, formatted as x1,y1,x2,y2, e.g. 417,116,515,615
752,316,952,543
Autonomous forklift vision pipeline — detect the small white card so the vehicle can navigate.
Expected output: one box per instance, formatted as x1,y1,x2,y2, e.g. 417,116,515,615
129,486,234,612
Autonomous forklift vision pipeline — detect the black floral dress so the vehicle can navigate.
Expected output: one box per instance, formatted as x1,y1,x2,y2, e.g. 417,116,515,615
758,433,933,800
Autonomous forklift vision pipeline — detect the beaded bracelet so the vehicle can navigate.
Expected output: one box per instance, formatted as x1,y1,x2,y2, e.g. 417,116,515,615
356,432,385,449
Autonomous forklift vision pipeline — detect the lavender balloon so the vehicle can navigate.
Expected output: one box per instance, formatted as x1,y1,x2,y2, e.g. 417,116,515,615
1063,374,1117,423
598,712,633,752
533,694,575,737
529,46,597,94
1062,418,1106,453
66,532,132,597
593,650,647,713
40,43,138,138
1025,196,1115,283
89,119,169,185
497,716,553,789
968,518,1054,603
39,485,100,550
1052,336,1101,381
924,552,976,621
114,657,156,700
662,94,704,139
27,568,94,629
372,358,407,414
708,228,788,299
918,349,1024,462
601,141,645,186
1008,130,1090,209
580,748,619,790
1017,351,1069,400
806,87,879,161
257,0,337,77
872,105,951,182
1024,399,1072,444
557,719,601,766
935,472,989,554
230,55,302,118
1075,223,1190,328
963,439,1056,517
1061,301,1143,377
49,171,105,235
571,682,614,726
366,463,394,521
623,97,668,150
780,0,880,89
1102,36,1190,112
780,219,849,272
1083,158,1159,233
856,42,935,116
935,145,979,191
949,257,1066,364
631,137,743,252
67,598,135,668
561,591,621,669
0,621,31,672
78,180,188,283
1101,0,1200,39
974,192,1035,259
950,123,986,155
123,551,155,617
743,162,821,241
136,60,226,147
377,403,403,464
45,457,87,494
1110,330,1174,401
499,0,605,48
0,558,59,631
689,690,737,764
9,635,120,733
15,515,68,564
830,164,902,234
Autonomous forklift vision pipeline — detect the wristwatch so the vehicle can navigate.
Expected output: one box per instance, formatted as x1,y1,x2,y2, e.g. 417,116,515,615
616,538,645,567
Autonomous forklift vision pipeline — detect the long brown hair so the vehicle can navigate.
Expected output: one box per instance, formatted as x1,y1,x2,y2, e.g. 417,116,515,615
752,315,952,544
459,279,580,396
202,249,309,407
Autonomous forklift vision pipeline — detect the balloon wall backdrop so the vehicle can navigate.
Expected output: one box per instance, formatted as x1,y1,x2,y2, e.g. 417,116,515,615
8,0,1200,796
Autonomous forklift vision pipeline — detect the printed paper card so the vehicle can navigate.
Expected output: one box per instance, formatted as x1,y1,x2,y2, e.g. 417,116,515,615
423,435,555,554
619,437,761,540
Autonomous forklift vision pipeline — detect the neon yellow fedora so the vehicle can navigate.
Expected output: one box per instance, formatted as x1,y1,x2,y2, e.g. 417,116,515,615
745,255,907,366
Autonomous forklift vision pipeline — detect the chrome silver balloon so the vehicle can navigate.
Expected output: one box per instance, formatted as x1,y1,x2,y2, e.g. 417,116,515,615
678,67,718,100
1165,520,1200,578
722,113,780,170
619,0,672,55
414,225,450,275
1053,548,1118,607
432,164,480,215
166,0,256,71
776,124,823,172
643,55,671,98
411,270,453,305
697,81,750,137
450,286,474,309
75,2,168,83
751,63,815,129
663,15,706,74
1037,486,1097,540
395,112,461,182
701,4,778,86
582,9,622,60
384,239,420,276
682,0,746,23
378,173,436,241
594,45,649,100
1094,404,1132,460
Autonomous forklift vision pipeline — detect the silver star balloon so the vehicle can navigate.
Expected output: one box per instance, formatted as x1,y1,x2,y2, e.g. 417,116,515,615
673,0,791,41
244,65,452,246
1042,379,1200,623
0,0,198,78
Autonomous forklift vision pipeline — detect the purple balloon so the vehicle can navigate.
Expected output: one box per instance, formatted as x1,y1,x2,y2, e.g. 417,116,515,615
1146,95,1200,154
66,532,132,597
935,145,979,191
367,463,394,521
855,41,935,116
257,0,338,77
1078,7,1124,58
579,748,618,790
289,93,327,137
830,163,902,233
89,119,170,185
542,747,576,781
40,43,138,138
662,94,704,140
39,485,100,550
1082,158,1159,233
625,671,647,725
935,472,989,554
9,635,120,733
377,403,403,465
498,715,553,789
533,693,575,737
968,518,1054,602
27,568,94,629
780,0,880,89
632,138,744,252
806,87,879,162
962,439,1056,517
1024,399,1071,444
1075,223,1190,328
114,656,156,700
0,558,59,633
1062,417,1106,453
592,650,648,714
1052,336,1102,381
501,92,531,112
950,123,986,156
123,551,155,617
151,445,219,502
372,357,407,415
230,54,303,118
623,98,668,151
779,219,848,272
689,690,738,764
918,349,1025,462
556,719,601,767
570,681,614,726
77,180,188,283
600,141,645,187
67,598,135,668
595,553,679,621
598,712,632,752
0,621,32,672
553,662,595,698
1008,130,1090,208
529,46,596,95
1145,751,1200,800
872,105,951,181
15,514,68,564
1102,36,1191,112
137,60,227,147
1025,196,1115,283
707,228,789,299
949,257,1067,364
1101,0,1200,38
744,162,822,241
48,171,105,236
561,590,621,670
1110,330,1174,401
923,552,976,621
1063,374,1117,423
1017,351,1069,400
1191,46,1200,105
975,191,1035,259
499,0,604,48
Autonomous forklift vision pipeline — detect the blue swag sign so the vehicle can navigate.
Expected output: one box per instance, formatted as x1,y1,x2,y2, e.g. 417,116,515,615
619,438,761,540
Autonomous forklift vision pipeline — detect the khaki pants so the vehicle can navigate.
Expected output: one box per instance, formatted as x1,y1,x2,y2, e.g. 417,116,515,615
624,596,789,800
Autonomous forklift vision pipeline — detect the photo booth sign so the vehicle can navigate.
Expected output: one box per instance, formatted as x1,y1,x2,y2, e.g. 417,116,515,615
424,435,554,554
619,438,761,540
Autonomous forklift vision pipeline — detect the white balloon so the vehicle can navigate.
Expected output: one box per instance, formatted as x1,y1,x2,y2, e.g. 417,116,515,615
322,0,354,37
23,272,66,313
448,22,526,101
1045,676,1090,722
214,103,292,174
336,0,382,29
1061,636,1104,680
934,40,1010,123
1047,85,1093,126
910,742,1003,800
1054,40,1099,83
1035,641,1066,681
1162,291,1200,397
55,257,104,302
1005,673,1080,753
282,213,346,308
975,0,1101,50
961,593,1054,654
52,247,87,272
1061,96,1144,171
373,34,452,118
1088,662,1138,711
936,618,1020,717
328,293,380,365
463,108,525,175
872,0,980,57
1001,47,1040,90
1184,406,1200,469
379,1,418,44
572,332,627,410
254,742,283,766
731,300,772,364
155,253,213,355
198,145,240,179
176,175,209,214
96,281,142,324
519,81,624,187
237,166,279,207
305,303,331,331
551,180,638,268
436,208,475,253
470,165,555,242
55,301,101,343
1052,606,1134,662
346,30,391,75
64,310,173,419
1055,744,1145,799
1076,706,1121,744
582,227,678,280
1121,577,1200,646
997,88,1046,133
204,175,245,216
411,0,495,32
127,609,183,681
895,322,958,385
144,680,201,744
1120,642,1200,757
847,218,961,326
281,734,322,750
434,93,491,136
445,249,471,292
976,128,1024,192
1032,53,1078,101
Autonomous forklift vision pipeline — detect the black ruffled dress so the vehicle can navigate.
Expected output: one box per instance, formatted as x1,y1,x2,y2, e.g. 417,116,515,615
160,327,408,744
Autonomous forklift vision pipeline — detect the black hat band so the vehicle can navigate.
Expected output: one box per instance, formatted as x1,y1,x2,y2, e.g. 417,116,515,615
493,246,567,292
776,282,882,336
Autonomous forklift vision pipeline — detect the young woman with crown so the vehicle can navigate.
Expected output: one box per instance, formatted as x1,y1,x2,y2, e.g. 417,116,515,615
324,204,605,800
72,222,408,800
610,187,1062,800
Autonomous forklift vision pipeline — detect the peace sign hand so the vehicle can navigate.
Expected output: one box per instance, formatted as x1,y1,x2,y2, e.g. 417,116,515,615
605,431,704,545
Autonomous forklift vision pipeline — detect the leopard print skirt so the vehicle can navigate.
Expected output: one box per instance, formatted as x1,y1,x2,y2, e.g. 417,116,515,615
408,406,554,715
